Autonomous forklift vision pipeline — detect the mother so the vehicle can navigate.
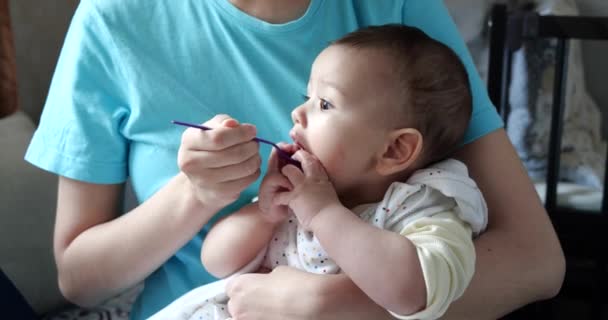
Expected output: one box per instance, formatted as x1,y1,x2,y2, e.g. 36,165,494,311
25,0,564,319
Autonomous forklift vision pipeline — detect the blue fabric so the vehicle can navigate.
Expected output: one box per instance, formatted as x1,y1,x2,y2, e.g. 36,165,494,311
24,0,503,319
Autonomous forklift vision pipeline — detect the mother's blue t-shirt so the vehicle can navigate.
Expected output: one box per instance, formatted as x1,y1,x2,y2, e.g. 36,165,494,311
25,0,503,318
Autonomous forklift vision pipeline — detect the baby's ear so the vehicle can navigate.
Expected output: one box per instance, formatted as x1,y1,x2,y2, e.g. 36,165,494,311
375,128,423,176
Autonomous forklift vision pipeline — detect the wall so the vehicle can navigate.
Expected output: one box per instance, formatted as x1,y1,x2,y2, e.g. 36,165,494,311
10,0,78,122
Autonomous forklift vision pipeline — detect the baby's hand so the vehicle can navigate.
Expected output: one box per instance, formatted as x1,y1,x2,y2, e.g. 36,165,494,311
258,143,293,224
274,150,340,230
275,143,300,170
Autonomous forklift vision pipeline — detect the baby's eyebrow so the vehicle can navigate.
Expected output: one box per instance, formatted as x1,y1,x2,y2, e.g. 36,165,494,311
319,78,346,98
307,77,347,101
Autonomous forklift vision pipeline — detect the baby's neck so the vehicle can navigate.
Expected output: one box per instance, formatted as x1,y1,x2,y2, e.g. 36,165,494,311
340,175,409,208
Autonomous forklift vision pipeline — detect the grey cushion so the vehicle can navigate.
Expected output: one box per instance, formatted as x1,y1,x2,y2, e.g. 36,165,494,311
0,110,65,314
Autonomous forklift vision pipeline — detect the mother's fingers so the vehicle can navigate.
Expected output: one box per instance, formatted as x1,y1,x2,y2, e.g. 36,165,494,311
181,122,257,151
203,154,261,183
181,140,260,169
225,273,255,299
206,114,238,128
203,169,261,198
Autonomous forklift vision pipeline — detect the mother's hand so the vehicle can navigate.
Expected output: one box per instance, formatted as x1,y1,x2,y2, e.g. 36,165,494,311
225,266,323,320
225,266,392,320
177,114,261,210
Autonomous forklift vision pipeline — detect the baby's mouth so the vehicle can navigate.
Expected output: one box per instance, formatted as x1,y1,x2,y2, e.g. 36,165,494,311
294,141,306,152
289,131,308,153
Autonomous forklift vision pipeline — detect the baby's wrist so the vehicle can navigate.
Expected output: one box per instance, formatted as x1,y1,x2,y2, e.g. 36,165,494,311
257,203,288,226
309,201,344,232
260,214,287,226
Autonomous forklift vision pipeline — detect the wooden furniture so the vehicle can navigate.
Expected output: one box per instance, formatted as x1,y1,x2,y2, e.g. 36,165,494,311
0,0,17,118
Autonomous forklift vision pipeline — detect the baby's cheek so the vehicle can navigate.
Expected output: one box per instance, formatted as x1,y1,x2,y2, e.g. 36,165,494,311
320,144,349,179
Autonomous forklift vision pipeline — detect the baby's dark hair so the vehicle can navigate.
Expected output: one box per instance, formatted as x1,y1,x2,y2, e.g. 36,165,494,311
333,24,472,166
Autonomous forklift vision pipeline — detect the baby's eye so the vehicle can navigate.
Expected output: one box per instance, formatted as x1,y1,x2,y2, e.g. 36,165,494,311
301,94,310,101
319,99,332,110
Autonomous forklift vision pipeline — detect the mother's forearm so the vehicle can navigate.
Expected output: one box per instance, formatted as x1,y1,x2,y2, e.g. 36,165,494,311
57,173,215,306
440,227,565,320
442,232,563,320
447,130,565,319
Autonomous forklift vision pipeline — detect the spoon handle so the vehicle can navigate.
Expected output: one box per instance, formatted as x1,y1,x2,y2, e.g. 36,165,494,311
171,120,301,168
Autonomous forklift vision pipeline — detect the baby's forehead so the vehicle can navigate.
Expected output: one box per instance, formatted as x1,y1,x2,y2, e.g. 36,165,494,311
310,45,405,104
323,44,395,61
315,45,400,76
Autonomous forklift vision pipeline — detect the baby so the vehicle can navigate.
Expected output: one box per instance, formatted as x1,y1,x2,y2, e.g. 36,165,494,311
149,24,487,320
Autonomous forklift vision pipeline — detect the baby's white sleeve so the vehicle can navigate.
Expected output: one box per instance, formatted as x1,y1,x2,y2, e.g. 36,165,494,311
389,211,475,320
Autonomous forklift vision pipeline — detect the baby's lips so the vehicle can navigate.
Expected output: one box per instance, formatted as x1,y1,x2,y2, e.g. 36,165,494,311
285,142,301,155
276,142,298,156
289,131,306,151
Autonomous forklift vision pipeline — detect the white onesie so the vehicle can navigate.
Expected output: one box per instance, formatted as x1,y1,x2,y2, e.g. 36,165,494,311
147,159,487,320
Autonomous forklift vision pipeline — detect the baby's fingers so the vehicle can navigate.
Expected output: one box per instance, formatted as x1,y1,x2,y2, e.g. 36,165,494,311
266,173,293,191
275,142,300,171
273,189,294,207
267,142,291,173
292,150,328,179
281,163,305,186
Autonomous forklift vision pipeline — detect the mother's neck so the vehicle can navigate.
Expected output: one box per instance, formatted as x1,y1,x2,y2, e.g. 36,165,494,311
228,0,311,23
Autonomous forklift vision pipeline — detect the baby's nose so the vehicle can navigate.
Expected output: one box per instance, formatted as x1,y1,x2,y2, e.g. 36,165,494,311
291,104,307,127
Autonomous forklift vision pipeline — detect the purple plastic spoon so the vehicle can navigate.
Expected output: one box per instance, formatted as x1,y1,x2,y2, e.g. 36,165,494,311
172,120,302,169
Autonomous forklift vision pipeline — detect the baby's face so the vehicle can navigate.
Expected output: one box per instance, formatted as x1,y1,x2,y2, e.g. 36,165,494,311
290,45,402,195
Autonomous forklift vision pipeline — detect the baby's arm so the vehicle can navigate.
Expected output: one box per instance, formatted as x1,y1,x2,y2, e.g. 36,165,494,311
308,204,427,316
278,152,427,315
202,146,294,278
280,151,475,319
311,207,475,319
201,202,279,278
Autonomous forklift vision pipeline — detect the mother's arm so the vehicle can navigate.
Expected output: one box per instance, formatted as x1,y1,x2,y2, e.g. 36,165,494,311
226,129,565,320
445,128,565,319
